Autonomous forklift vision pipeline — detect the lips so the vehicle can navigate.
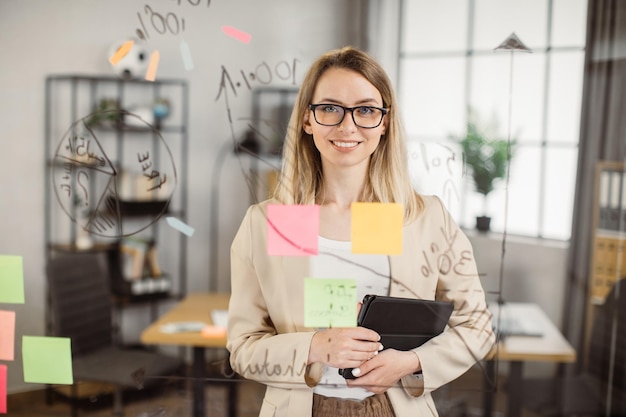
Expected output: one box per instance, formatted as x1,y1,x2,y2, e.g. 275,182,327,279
331,141,359,148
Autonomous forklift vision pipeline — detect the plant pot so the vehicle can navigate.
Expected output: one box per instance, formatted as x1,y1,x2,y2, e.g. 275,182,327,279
476,216,491,232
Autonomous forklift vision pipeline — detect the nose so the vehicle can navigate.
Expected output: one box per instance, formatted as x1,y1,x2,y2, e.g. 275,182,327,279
338,109,357,132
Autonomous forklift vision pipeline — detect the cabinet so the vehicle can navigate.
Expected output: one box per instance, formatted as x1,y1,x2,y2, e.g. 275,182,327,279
43,75,188,338
585,161,626,363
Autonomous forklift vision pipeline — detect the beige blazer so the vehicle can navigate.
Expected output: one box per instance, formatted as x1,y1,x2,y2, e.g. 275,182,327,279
227,195,495,417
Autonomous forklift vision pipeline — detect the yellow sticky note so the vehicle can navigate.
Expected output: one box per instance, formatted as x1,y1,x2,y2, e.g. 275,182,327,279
304,278,357,328
351,203,403,254
22,336,73,385
0,255,25,304
0,311,15,361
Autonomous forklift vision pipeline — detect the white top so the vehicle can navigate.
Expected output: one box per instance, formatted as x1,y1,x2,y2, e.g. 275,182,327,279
310,236,390,401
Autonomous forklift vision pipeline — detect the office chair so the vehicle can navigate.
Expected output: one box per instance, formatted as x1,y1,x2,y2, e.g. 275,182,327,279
46,252,181,417
521,279,626,417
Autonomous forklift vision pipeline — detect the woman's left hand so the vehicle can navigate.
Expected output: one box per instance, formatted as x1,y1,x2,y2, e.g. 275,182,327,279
346,349,420,394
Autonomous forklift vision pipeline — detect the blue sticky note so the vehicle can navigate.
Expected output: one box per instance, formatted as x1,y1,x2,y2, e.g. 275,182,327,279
166,217,195,237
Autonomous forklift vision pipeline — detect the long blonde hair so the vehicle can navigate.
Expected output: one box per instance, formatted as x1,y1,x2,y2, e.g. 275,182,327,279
272,46,423,222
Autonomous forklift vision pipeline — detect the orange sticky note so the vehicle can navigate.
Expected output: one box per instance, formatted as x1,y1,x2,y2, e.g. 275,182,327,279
267,205,319,256
351,202,403,254
109,40,134,65
201,325,227,339
145,50,160,82
0,364,6,413
0,311,15,361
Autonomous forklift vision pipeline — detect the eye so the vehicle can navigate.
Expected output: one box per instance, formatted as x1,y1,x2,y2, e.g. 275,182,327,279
356,106,376,117
320,104,341,113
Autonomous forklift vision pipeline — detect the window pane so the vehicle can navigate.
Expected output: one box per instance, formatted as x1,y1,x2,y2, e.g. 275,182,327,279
552,0,588,47
407,140,464,221
399,57,466,139
470,52,545,143
401,1,468,53
491,145,542,235
474,0,548,50
546,51,585,143
542,147,578,239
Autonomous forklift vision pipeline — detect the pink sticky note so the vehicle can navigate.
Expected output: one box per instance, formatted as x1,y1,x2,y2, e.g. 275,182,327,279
0,311,15,361
222,25,252,44
0,364,6,413
267,205,319,256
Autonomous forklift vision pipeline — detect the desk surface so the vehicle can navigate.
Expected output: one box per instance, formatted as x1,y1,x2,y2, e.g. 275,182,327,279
141,292,230,348
488,302,576,363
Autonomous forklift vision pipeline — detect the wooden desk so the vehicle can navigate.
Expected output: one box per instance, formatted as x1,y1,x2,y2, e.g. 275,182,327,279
484,302,576,417
141,292,232,417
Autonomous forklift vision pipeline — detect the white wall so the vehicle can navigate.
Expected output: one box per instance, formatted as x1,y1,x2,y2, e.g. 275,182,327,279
0,0,570,394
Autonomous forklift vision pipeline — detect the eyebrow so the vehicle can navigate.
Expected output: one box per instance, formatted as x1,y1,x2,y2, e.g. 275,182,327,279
315,98,382,106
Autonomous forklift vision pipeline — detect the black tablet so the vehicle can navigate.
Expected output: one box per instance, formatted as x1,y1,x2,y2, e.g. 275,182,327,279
339,295,454,379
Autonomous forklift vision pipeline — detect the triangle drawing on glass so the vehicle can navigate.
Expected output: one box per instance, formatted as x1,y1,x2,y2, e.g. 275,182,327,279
494,32,532,53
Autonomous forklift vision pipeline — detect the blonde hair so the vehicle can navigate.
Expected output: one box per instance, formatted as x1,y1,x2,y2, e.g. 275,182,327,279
272,46,423,222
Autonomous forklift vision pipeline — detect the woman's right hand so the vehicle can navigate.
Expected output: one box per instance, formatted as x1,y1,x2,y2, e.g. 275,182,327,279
308,327,383,369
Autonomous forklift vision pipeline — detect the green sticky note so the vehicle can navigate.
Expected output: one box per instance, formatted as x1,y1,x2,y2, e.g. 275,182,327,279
304,278,357,328
0,255,25,304
351,203,403,254
22,336,73,385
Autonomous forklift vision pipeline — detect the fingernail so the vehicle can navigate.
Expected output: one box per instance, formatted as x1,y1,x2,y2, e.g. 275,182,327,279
379,343,384,351
374,350,378,356
352,368,361,377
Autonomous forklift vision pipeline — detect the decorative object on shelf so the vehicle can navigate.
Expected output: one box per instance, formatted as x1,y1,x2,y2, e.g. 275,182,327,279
457,114,516,232
85,99,123,128
152,98,170,129
108,38,149,80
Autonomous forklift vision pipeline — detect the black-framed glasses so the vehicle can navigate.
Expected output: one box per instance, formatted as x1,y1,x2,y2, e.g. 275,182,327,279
308,103,388,129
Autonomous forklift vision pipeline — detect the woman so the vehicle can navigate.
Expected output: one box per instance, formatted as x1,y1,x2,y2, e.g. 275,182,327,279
227,46,495,417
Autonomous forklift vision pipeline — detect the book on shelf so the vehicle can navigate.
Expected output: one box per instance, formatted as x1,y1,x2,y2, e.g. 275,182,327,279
119,238,162,280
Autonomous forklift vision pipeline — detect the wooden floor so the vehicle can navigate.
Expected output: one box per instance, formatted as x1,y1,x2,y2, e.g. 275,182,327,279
6,367,538,417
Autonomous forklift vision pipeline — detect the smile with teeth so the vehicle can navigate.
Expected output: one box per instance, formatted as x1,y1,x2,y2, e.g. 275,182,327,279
332,141,359,148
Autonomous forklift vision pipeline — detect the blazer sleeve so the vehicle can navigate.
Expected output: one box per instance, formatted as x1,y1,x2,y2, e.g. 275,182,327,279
403,196,495,397
226,204,320,389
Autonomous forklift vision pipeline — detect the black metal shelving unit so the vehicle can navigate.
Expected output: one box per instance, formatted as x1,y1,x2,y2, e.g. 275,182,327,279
43,74,189,341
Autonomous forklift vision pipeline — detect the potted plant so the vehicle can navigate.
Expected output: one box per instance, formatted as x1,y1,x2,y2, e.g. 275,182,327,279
458,119,515,232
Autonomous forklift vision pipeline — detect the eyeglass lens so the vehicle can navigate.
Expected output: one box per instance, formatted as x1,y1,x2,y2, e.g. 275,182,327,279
312,104,384,128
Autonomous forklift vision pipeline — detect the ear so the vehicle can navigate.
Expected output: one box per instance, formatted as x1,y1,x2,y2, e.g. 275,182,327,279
303,113,313,135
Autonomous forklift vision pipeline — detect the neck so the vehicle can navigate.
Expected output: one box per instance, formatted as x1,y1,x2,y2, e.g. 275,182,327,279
317,165,368,208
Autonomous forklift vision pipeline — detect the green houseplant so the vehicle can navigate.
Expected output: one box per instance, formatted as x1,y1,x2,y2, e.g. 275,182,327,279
458,119,515,232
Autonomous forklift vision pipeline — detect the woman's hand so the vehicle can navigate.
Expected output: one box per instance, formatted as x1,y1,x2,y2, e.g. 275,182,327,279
346,349,420,394
308,327,382,370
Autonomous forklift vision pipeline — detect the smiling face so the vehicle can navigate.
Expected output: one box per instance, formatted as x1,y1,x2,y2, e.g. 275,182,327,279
303,67,387,173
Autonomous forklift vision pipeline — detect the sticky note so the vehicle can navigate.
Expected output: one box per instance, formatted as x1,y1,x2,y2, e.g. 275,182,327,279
180,39,194,71
222,25,252,44
267,205,319,256
0,311,15,361
145,50,160,82
0,255,25,304
0,364,6,413
22,336,73,385
109,40,134,65
304,278,357,328
166,216,195,237
201,325,227,339
351,203,403,254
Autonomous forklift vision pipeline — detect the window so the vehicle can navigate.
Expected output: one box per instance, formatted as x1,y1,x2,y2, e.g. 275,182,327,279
398,0,587,240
